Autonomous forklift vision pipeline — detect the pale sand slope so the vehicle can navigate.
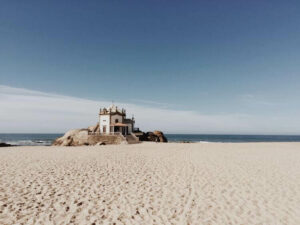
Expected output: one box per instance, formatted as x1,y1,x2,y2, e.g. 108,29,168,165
0,143,299,225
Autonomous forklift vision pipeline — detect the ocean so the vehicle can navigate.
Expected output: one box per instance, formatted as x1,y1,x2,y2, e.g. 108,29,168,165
0,133,63,146
1,133,300,146
165,134,300,143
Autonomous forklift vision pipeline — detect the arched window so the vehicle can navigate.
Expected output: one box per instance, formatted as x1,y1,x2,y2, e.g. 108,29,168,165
115,119,119,123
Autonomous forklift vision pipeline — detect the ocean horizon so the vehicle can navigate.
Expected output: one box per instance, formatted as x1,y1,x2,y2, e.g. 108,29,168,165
1,133,300,146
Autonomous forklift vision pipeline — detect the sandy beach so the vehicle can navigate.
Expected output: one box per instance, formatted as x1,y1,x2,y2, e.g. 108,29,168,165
0,142,299,225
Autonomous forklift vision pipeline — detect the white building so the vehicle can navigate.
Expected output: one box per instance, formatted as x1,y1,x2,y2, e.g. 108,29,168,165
99,104,135,135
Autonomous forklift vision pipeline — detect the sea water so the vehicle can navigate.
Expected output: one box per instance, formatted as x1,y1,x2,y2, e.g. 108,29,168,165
166,134,300,143
0,133,63,146
1,133,300,146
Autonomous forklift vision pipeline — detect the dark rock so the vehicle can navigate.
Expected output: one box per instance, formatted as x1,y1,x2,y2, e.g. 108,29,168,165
179,140,192,143
0,143,13,147
153,131,168,142
134,130,168,143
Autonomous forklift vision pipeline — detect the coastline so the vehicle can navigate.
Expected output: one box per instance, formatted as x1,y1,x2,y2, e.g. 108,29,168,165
0,142,299,224
1,133,300,146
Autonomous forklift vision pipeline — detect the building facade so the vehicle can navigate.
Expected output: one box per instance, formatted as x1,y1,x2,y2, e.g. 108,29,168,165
99,105,135,135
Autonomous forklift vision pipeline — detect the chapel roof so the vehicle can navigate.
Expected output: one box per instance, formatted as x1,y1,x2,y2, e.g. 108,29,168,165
99,104,126,115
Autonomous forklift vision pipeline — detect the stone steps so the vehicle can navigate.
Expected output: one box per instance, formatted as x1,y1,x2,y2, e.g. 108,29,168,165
125,134,140,144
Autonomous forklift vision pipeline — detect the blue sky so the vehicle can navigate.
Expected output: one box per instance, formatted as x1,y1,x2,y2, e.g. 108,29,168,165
1,1,300,133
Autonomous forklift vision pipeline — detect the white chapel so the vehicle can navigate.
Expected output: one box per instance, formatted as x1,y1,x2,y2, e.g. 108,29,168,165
99,104,135,135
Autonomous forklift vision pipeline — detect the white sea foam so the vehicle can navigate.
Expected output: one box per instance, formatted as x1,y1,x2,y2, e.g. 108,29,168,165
4,140,52,146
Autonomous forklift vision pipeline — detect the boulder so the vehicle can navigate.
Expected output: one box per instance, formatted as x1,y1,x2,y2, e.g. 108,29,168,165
87,123,99,133
146,132,160,142
0,142,13,147
134,130,168,143
52,129,89,146
153,131,168,142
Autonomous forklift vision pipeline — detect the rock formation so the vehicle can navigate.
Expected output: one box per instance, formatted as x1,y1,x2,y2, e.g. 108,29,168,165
87,123,99,133
153,131,168,142
52,129,89,146
0,143,13,147
52,123,167,146
135,131,168,143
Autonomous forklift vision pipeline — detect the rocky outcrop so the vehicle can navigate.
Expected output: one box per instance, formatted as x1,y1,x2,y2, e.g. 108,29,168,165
52,129,89,146
135,130,168,143
153,131,168,142
52,124,167,146
52,123,126,146
0,143,13,147
87,123,99,133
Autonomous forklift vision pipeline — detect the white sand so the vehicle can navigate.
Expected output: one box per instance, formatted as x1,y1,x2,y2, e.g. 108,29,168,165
0,142,299,225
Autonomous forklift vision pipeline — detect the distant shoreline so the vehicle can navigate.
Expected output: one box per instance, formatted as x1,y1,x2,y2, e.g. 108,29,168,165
1,133,300,146
2,141,300,148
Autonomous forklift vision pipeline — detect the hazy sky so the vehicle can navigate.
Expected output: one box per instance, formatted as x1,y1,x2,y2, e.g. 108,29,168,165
1,1,300,133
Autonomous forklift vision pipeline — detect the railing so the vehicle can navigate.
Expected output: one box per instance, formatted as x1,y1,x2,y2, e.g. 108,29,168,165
88,131,127,142
88,131,122,136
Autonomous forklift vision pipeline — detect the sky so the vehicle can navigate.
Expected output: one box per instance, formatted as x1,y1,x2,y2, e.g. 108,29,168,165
1,0,300,134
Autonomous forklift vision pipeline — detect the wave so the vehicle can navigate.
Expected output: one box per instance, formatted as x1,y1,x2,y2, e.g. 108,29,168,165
4,140,53,146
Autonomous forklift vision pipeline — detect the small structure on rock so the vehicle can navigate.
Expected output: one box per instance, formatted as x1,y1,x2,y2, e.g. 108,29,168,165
99,104,135,135
52,104,167,146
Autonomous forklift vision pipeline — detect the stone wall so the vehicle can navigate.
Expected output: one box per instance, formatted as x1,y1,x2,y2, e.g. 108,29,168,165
52,129,127,146
87,135,126,145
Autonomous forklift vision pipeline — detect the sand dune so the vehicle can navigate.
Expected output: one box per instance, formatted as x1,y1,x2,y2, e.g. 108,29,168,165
0,142,299,224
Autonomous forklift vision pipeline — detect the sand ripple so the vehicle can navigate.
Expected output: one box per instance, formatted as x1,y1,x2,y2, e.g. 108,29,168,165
0,142,299,224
